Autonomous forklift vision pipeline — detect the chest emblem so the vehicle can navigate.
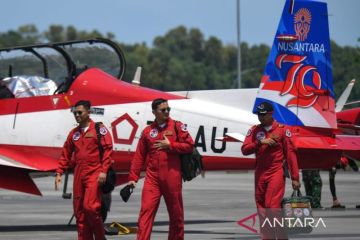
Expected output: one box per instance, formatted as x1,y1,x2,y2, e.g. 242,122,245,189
256,131,266,140
149,129,158,138
73,131,81,141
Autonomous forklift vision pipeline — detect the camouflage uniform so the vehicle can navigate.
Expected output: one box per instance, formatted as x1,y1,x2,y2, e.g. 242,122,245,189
302,170,322,208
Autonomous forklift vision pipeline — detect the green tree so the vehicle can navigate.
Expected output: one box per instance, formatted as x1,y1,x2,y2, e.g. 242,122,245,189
44,25,65,42
331,40,360,102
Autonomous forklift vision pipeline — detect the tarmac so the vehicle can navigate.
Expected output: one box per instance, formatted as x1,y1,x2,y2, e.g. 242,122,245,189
0,171,359,240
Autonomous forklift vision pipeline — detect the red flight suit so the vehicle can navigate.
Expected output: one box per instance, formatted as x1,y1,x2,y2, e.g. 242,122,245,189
129,118,194,240
56,119,113,240
241,121,299,239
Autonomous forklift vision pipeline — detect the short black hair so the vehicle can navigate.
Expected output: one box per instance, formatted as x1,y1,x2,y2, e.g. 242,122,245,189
74,100,91,110
151,98,167,110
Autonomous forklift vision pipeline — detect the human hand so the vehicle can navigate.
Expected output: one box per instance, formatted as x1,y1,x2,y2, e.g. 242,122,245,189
98,172,107,185
292,180,301,190
260,138,278,147
128,181,137,188
55,173,62,191
154,135,170,149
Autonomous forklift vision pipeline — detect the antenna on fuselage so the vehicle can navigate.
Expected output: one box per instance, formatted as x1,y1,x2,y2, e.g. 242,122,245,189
184,77,193,98
131,66,142,86
335,79,356,112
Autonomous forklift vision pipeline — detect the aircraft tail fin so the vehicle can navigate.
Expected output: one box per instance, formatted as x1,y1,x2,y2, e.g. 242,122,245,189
253,0,336,129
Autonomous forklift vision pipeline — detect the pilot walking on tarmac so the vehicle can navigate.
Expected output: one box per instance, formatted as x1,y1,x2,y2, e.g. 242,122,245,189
127,98,194,240
55,100,113,240
241,101,300,239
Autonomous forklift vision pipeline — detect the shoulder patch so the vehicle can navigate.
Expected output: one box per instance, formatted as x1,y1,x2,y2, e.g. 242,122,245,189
246,129,252,137
285,129,292,137
73,131,81,141
180,123,188,132
99,127,108,135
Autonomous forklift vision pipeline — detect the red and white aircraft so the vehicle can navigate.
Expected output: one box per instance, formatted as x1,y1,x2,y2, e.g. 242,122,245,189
0,0,359,196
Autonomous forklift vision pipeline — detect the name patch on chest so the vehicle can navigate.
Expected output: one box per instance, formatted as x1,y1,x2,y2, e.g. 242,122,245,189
85,132,94,138
163,130,173,136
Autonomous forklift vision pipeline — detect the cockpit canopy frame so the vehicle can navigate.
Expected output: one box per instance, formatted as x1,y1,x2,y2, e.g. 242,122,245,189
0,38,126,94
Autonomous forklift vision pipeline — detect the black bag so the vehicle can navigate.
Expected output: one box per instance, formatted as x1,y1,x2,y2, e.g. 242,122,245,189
174,121,203,182
120,185,134,202
95,122,116,194
281,189,313,234
102,168,116,194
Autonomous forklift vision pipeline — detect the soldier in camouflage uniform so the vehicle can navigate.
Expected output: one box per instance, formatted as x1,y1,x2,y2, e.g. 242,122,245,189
302,169,323,208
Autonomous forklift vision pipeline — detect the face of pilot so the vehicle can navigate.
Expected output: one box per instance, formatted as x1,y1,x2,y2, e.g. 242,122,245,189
258,112,273,126
73,105,90,125
153,102,170,124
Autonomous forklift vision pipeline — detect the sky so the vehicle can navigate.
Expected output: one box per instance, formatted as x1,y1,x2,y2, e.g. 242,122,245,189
1,0,359,47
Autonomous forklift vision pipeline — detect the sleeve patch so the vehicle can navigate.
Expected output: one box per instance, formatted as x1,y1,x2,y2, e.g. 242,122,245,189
246,129,252,137
285,129,292,138
181,124,188,132
99,127,108,135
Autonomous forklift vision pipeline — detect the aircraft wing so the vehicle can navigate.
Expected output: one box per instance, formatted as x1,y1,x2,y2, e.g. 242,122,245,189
291,134,360,169
293,135,360,150
0,144,59,195
335,135,360,160
216,133,246,143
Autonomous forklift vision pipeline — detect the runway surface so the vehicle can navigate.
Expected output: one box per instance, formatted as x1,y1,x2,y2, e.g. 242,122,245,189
0,171,359,239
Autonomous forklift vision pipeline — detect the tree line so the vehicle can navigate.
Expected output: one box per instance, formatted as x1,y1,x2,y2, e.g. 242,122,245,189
0,24,359,102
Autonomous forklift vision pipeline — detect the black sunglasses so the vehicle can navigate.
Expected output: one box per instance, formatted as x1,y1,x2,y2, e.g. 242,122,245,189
73,111,84,116
158,107,171,113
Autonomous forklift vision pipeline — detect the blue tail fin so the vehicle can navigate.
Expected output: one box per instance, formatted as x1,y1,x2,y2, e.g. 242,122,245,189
253,0,336,129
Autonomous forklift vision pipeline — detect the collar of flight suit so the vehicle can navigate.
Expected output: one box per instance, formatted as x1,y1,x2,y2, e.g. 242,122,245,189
152,117,174,131
76,118,95,134
260,120,279,133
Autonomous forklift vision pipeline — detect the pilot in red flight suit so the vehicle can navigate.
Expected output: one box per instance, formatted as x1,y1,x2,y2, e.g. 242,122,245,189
128,98,194,240
241,101,300,239
55,100,113,240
